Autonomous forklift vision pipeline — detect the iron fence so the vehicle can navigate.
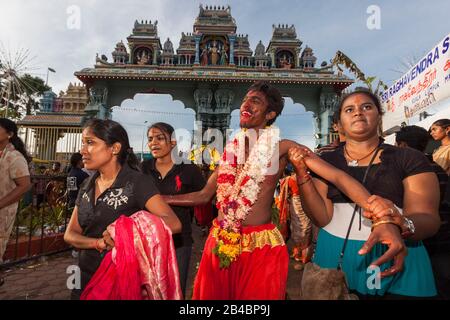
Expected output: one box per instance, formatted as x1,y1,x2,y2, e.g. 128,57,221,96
1,174,73,268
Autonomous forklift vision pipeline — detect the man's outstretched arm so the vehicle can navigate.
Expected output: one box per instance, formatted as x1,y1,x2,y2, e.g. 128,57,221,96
163,169,218,206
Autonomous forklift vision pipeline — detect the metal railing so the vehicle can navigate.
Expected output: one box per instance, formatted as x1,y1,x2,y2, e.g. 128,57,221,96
19,126,83,163
1,175,72,268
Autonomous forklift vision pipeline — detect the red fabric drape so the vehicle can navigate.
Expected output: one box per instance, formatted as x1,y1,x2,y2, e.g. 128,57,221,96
81,216,141,300
81,211,182,300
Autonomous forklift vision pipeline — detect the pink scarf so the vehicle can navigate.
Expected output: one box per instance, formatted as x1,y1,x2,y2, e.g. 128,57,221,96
81,211,182,300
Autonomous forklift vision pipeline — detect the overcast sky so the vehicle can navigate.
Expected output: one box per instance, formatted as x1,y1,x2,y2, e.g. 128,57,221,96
1,0,449,151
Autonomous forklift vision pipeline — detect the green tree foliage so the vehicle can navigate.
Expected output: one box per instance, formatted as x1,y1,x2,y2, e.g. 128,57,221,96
0,74,50,119
331,50,388,95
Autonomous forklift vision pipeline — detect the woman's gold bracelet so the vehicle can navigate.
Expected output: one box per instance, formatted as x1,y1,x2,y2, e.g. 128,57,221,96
371,220,397,231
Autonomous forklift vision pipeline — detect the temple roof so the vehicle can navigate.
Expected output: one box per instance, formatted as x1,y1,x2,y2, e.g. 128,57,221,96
234,34,252,56
269,24,302,46
301,46,317,59
131,20,158,37
78,5,353,86
272,24,298,40
112,41,128,54
63,82,88,98
267,24,302,51
177,32,196,53
194,5,237,34
76,67,353,89
17,114,84,127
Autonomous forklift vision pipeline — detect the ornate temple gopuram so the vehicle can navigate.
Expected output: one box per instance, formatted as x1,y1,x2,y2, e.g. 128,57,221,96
75,5,353,145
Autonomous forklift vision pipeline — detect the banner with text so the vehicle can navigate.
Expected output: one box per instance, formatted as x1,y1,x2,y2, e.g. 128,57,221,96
381,34,450,130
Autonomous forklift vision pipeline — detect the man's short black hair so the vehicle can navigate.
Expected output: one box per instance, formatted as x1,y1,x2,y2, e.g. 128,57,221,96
70,152,83,168
395,125,430,152
247,81,285,126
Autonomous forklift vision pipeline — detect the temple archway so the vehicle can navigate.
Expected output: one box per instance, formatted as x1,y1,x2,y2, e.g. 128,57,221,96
111,93,196,157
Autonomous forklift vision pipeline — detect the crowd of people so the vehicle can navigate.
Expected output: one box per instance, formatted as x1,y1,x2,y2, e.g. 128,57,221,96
0,80,449,300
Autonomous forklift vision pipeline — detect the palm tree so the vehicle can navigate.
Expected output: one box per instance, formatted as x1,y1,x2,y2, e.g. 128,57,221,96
331,50,388,95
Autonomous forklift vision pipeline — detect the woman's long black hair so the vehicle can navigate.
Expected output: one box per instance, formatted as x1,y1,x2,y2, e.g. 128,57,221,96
0,118,31,162
83,119,140,170
147,122,180,156
430,118,450,137
148,122,175,141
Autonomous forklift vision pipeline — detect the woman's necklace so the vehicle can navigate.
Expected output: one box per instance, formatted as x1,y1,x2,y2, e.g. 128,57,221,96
96,171,119,190
344,144,379,167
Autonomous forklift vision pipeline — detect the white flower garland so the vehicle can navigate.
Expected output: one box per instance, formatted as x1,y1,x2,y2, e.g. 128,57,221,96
216,126,280,232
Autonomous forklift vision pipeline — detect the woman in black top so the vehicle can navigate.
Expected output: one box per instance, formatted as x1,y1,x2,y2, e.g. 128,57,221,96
289,89,440,298
141,122,205,298
67,152,89,209
64,119,181,299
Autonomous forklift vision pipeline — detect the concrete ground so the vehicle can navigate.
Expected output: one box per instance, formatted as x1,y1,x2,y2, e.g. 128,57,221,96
0,223,303,300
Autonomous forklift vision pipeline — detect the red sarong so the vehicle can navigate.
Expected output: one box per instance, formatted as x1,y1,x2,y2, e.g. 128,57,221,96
192,219,288,300
194,202,214,227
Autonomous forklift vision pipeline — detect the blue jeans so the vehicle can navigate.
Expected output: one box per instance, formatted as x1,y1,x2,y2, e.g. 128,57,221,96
176,245,192,298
